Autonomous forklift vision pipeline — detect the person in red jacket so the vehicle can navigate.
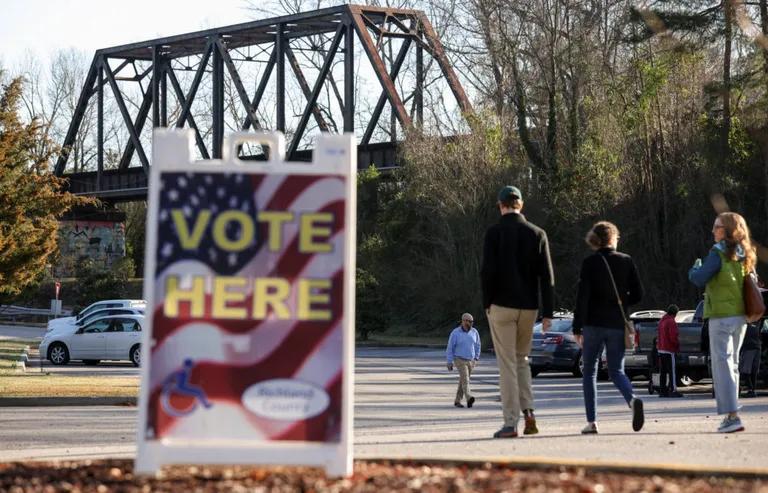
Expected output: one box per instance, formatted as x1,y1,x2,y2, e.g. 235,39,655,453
657,305,683,397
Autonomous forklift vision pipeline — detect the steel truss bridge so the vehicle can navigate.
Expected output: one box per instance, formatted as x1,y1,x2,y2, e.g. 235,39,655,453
54,4,472,201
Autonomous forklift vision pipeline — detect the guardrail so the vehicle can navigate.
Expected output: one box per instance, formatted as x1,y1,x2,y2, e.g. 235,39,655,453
0,305,72,320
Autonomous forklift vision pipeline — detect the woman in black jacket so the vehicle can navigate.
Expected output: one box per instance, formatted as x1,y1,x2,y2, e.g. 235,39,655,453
573,221,644,434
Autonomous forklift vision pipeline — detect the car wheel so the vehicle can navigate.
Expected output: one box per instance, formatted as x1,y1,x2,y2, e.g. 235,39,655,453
82,359,100,366
48,343,70,366
130,344,141,367
573,352,583,378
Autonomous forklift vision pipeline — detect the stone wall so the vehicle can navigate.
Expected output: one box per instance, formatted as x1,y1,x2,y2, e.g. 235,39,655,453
55,220,126,277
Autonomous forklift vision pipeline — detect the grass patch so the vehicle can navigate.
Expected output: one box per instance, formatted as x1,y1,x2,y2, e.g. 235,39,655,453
0,374,139,398
0,339,36,373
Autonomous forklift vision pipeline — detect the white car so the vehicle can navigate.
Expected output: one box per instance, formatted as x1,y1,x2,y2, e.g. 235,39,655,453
39,314,145,367
47,299,146,332
46,307,145,334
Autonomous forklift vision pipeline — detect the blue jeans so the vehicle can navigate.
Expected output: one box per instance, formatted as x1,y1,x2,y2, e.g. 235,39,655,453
708,316,747,414
582,326,635,422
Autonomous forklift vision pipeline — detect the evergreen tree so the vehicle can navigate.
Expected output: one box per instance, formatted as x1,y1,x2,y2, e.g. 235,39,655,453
0,76,88,300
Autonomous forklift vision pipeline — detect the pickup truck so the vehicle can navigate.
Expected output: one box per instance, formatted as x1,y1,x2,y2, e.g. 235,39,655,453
628,302,709,385
622,311,665,380
631,292,768,386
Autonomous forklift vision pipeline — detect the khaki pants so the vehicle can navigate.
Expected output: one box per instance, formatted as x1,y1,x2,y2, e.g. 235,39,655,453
454,357,474,404
488,304,537,428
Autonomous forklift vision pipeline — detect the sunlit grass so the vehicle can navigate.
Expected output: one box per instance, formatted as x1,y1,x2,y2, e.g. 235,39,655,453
0,374,139,398
0,339,139,397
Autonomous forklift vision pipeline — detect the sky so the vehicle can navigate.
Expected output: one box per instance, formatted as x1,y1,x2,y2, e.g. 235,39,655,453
0,0,255,68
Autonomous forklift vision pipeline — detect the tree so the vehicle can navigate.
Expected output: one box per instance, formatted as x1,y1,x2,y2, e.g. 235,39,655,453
0,76,89,300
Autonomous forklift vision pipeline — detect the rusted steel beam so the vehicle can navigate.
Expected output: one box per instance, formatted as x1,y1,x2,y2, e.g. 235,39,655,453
284,45,330,131
349,5,411,131
418,13,473,116
287,24,345,158
361,38,412,145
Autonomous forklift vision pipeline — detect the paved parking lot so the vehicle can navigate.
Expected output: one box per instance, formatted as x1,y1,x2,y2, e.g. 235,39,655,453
1,346,766,470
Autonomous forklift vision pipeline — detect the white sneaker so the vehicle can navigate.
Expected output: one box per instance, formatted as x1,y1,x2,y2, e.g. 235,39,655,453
717,416,744,433
581,422,598,434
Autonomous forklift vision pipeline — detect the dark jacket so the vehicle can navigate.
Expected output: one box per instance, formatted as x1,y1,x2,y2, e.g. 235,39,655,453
480,212,554,317
657,314,680,353
572,247,643,334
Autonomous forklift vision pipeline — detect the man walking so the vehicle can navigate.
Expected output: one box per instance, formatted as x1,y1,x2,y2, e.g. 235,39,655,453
481,186,554,438
446,313,481,408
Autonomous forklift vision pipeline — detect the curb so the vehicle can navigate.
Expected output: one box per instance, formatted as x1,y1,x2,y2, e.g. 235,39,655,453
14,345,30,372
0,397,137,407
356,341,445,349
356,342,495,354
374,455,768,479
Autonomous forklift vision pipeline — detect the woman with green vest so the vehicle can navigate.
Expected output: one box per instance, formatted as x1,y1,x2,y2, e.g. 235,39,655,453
689,212,757,433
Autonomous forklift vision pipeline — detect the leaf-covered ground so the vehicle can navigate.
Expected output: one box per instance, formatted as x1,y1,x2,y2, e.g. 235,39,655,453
0,459,765,492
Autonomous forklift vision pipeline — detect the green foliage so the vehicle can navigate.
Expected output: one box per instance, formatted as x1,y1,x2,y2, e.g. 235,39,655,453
354,117,527,336
118,201,147,276
0,77,91,302
71,257,135,307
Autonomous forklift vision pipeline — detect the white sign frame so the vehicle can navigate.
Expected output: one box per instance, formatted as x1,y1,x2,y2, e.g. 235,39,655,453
135,129,356,477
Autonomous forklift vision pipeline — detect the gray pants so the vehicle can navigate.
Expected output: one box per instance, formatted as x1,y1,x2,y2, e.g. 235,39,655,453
454,357,474,404
709,316,747,414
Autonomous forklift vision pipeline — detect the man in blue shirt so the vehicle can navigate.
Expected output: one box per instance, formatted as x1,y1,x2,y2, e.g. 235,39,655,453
446,313,482,408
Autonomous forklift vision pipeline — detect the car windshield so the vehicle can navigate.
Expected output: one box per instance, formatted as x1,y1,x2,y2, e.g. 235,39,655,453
77,303,119,320
533,319,573,333
77,309,141,326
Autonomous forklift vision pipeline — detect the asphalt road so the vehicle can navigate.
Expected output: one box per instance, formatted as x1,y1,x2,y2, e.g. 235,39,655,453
0,324,45,340
1,346,766,470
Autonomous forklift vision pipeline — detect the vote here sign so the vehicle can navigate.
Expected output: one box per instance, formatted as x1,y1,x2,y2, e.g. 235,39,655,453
136,130,355,476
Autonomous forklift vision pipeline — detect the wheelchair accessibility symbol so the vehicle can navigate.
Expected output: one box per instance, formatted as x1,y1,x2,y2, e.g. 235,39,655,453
161,359,213,417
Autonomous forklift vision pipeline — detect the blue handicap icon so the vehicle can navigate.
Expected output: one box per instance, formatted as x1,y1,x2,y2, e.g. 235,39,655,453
161,358,213,417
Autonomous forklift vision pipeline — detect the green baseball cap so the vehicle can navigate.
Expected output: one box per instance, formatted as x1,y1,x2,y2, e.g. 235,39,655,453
498,185,522,202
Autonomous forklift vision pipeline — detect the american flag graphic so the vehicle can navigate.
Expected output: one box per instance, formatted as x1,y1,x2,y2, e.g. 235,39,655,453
145,171,346,443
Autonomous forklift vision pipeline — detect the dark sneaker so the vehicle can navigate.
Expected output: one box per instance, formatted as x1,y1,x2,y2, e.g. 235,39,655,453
744,390,757,398
631,398,644,432
467,396,475,408
523,415,539,435
492,426,518,438
454,402,464,408
717,416,744,433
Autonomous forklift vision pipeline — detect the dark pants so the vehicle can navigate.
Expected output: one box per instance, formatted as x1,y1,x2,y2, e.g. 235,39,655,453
659,353,676,394
740,349,760,392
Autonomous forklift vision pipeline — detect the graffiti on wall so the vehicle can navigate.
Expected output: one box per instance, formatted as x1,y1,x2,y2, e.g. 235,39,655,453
55,221,126,277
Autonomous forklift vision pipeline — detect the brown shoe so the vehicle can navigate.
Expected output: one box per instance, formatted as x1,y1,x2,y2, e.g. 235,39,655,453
523,414,539,435
492,426,518,438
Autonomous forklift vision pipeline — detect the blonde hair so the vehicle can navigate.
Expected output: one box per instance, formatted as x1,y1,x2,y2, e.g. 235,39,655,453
717,212,756,272
585,221,619,250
